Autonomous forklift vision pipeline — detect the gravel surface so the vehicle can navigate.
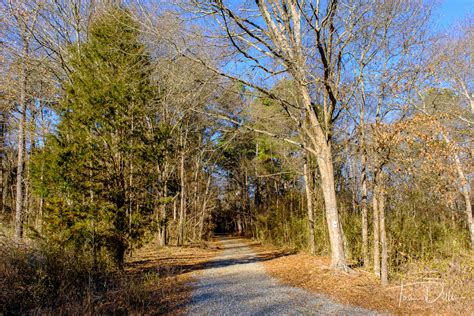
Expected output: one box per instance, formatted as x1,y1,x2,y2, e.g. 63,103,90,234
186,237,374,315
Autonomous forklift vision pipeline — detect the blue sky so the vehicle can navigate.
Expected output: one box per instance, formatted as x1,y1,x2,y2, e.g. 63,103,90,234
434,0,473,28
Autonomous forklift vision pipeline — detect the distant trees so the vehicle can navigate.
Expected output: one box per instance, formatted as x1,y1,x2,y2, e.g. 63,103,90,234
423,25,474,248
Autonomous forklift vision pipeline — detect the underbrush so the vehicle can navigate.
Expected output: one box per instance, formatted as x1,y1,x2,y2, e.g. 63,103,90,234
253,196,471,274
0,234,174,314
390,253,474,312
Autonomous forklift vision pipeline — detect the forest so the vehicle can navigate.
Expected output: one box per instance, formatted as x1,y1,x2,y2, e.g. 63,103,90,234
1,0,473,314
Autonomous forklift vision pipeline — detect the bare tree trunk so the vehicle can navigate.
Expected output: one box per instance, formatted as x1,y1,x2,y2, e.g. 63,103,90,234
461,184,474,249
178,150,186,246
379,189,388,286
191,155,200,241
0,111,5,215
237,214,242,235
373,183,380,278
443,134,473,248
348,159,358,213
298,83,348,270
36,104,46,231
38,175,44,230
198,174,212,241
254,142,261,208
173,196,177,222
317,143,347,270
23,173,29,228
456,166,474,248
158,180,168,247
303,154,316,254
361,152,369,268
453,153,474,249
158,224,166,247
15,54,27,240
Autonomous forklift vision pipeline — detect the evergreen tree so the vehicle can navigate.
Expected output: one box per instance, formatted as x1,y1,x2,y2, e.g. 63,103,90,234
31,6,166,268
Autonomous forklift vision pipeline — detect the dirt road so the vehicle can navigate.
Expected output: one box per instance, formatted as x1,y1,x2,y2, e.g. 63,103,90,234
186,237,372,315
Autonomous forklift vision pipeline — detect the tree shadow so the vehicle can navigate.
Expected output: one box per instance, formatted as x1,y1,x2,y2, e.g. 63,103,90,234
126,243,293,278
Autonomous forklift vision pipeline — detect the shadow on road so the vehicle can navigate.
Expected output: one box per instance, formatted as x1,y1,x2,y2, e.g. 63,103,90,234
126,237,293,277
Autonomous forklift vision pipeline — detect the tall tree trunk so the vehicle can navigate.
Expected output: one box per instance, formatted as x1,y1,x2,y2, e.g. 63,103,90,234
461,184,474,249
15,54,27,240
198,174,212,241
453,152,473,249
303,154,316,254
379,189,388,286
236,214,243,235
361,151,369,268
178,150,186,246
299,83,348,270
373,183,381,278
191,155,200,241
254,142,261,208
173,196,177,222
158,180,168,247
0,111,5,215
317,143,347,270
158,224,167,247
357,89,370,268
23,173,29,227
442,134,473,248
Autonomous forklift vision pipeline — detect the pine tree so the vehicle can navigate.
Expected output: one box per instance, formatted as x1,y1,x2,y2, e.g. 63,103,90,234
31,6,166,268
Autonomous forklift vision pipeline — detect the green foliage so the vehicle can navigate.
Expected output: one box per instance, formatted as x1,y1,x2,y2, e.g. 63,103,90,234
335,187,469,270
388,194,469,267
254,189,309,250
30,6,168,268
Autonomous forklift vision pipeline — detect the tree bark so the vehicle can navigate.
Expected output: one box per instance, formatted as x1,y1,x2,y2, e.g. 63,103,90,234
178,149,186,246
317,143,348,270
361,165,369,268
158,180,168,247
158,225,167,247
198,173,212,241
359,123,370,268
299,82,348,270
373,183,381,278
192,155,200,240
461,183,474,249
303,153,316,254
452,151,473,249
0,111,5,215
442,134,473,248
379,189,388,286
15,51,27,240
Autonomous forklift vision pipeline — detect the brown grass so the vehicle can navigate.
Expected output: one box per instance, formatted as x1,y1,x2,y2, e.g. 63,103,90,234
248,241,474,314
0,235,221,315
125,240,222,315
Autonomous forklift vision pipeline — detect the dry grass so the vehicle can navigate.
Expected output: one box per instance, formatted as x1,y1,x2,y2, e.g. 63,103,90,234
0,235,221,315
248,241,474,314
125,240,222,315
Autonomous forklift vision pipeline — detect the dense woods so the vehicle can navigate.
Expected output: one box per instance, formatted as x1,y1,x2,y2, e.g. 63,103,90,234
1,0,472,313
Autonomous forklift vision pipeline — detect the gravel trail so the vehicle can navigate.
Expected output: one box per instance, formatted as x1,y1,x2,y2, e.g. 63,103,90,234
186,237,373,315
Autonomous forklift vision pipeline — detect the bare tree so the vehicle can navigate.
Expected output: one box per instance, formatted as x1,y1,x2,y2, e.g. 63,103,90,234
154,0,432,270
3,1,41,239
425,25,474,248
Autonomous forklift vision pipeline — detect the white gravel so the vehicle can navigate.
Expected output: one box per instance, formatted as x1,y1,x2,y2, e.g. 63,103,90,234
186,237,375,315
